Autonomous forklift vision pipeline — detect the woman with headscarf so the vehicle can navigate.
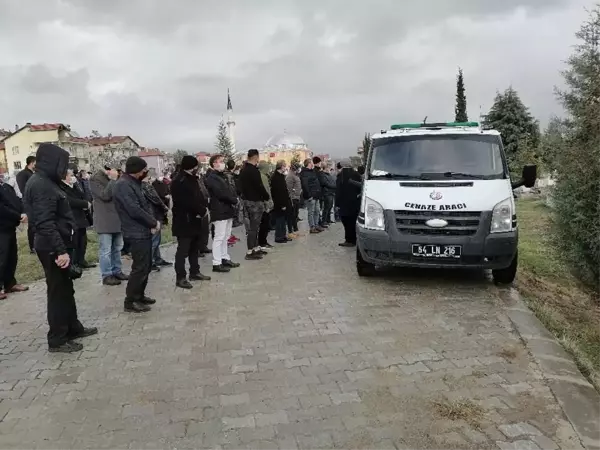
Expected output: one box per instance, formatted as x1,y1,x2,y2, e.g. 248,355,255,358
257,161,274,250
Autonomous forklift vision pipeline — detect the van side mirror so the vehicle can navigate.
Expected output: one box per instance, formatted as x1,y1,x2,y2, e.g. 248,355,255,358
511,165,537,190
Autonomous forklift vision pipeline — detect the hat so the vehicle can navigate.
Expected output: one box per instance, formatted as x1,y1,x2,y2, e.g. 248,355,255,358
125,156,148,174
181,155,199,171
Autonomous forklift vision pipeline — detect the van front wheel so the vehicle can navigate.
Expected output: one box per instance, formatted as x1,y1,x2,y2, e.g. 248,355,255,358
492,251,518,285
357,247,376,277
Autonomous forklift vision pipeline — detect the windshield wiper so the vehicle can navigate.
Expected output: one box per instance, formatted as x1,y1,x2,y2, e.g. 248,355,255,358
442,172,487,179
370,173,431,180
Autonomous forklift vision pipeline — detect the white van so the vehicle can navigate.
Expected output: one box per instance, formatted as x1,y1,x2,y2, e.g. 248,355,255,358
356,122,536,284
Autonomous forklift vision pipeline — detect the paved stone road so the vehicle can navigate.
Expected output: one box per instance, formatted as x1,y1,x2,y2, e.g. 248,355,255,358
0,222,586,449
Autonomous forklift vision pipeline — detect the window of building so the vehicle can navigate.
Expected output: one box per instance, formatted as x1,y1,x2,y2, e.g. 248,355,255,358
12,146,19,155
13,161,22,170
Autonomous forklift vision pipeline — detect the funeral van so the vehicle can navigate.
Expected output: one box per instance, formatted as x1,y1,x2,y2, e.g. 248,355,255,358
356,121,536,284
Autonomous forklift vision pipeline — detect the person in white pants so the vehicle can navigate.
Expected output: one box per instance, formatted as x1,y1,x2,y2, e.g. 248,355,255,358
204,154,241,273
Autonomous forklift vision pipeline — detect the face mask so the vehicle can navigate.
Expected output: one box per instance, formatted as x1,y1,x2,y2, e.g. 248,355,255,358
216,163,226,172
283,170,289,175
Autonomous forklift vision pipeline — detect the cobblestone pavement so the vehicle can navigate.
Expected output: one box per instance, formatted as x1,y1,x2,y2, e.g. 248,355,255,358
0,222,586,449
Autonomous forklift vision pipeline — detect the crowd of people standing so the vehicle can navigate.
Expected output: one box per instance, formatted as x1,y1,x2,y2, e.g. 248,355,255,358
0,144,363,353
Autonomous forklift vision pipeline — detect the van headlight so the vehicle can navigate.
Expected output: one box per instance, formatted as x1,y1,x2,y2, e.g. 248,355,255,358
490,197,513,233
364,197,385,230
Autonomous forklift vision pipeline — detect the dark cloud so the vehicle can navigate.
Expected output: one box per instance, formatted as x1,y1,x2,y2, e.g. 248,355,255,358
0,0,591,155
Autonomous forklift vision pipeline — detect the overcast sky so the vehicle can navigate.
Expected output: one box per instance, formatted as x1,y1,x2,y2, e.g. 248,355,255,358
0,0,592,156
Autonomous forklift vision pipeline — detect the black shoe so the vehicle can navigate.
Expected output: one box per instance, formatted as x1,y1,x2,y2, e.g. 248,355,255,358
157,260,173,267
151,264,160,272
262,243,274,249
198,248,211,255
222,259,240,268
338,242,356,247
49,342,83,353
114,272,129,281
275,239,288,244
68,327,99,341
190,273,211,281
80,261,97,269
102,276,121,286
176,279,193,289
213,265,231,273
245,252,263,260
140,296,156,305
124,301,151,313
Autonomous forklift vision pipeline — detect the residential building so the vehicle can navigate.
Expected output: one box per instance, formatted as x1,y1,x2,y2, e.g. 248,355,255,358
0,142,6,174
87,135,140,171
2,123,88,174
139,148,167,177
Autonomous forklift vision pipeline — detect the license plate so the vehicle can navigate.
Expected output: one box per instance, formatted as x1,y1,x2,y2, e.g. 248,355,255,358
412,244,462,259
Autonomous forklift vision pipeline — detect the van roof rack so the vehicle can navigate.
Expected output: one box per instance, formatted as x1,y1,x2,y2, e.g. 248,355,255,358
390,121,480,130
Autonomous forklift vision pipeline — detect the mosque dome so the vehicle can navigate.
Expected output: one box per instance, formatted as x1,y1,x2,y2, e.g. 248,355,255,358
265,131,307,149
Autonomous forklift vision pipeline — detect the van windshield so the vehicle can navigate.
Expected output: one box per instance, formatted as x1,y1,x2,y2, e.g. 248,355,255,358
368,134,506,180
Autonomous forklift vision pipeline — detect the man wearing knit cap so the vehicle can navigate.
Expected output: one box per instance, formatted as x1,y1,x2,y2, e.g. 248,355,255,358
171,155,211,289
113,156,159,312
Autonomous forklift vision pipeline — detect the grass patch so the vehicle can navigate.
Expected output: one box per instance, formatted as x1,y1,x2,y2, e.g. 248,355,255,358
432,399,484,425
15,226,174,284
516,197,600,391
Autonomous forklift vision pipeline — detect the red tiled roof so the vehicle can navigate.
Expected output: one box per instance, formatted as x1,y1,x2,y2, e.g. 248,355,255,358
29,123,67,132
68,137,88,143
139,149,163,157
87,136,132,146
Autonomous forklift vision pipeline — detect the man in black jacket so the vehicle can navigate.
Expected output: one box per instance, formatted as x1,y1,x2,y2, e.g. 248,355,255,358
113,157,159,313
335,161,363,246
61,167,96,270
142,178,171,270
205,155,241,273
270,160,293,243
239,149,270,260
23,143,97,353
0,174,29,301
299,158,324,234
16,156,36,253
316,161,336,227
171,155,211,289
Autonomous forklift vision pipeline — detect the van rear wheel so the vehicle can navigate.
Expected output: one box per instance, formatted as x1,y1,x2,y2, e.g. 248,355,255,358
492,250,518,285
357,247,376,277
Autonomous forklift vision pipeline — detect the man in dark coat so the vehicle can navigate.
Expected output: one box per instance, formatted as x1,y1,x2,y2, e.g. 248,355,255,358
16,155,36,253
113,157,159,313
90,165,127,286
335,160,363,246
142,178,171,270
239,149,270,260
171,155,211,289
23,143,97,353
61,167,95,270
299,158,323,234
204,155,241,273
316,162,337,227
270,160,293,244
0,174,29,301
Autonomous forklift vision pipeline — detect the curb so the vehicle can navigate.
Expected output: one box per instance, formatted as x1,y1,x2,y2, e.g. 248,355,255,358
499,288,600,450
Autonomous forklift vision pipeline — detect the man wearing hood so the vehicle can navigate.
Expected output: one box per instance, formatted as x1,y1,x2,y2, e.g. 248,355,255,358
335,160,363,247
113,157,159,313
23,143,97,353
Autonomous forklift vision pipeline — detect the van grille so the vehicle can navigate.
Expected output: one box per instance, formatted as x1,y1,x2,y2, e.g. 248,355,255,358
394,210,481,236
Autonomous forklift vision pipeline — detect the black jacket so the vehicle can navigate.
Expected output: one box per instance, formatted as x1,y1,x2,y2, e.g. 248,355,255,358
152,179,169,204
16,167,34,195
239,162,270,202
142,182,169,222
270,171,292,213
77,177,93,202
336,168,362,217
0,182,23,233
23,144,75,254
316,168,336,196
113,174,157,240
61,182,90,230
171,170,208,238
204,169,238,222
299,168,322,200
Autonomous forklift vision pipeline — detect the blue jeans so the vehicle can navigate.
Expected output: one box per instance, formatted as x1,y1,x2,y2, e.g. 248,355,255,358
152,230,162,263
306,198,320,228
98,233,123,278
274,212,287,241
